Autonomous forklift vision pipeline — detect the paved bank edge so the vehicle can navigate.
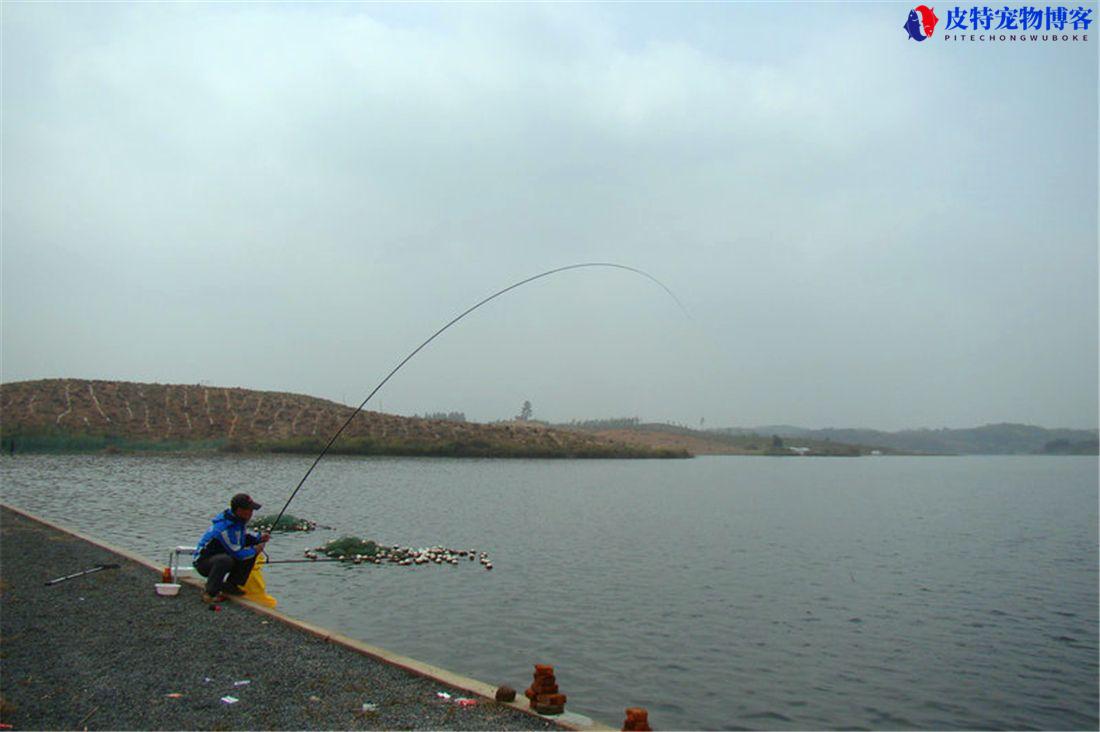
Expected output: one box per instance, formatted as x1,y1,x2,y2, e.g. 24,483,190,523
0,502,610,732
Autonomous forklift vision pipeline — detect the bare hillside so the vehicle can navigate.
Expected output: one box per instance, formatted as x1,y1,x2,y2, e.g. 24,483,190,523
0,379,687,458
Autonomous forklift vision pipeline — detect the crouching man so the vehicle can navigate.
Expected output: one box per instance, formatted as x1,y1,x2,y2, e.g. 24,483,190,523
193,492,270,603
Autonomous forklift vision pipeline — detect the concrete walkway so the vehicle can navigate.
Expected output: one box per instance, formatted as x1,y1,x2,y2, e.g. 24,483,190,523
0,506,591,731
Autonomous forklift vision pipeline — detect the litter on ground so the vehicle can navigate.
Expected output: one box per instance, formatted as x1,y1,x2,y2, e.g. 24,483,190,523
220,696,239,704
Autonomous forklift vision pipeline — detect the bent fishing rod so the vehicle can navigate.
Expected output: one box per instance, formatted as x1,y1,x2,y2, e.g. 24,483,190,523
268,262,686,530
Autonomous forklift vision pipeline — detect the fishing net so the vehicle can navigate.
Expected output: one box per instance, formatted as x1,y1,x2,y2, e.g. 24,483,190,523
251,514,317,532
320,536,380,558
302,542,493,569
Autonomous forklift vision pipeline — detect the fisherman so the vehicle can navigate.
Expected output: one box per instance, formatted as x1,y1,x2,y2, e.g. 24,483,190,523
193,493,270,603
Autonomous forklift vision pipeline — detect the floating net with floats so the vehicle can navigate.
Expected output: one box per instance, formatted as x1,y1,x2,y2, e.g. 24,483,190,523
251,514,318,532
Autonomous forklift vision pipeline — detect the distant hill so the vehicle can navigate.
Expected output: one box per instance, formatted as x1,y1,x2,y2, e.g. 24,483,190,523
560,419,884,456
0,379,687,459
712,423,1099,455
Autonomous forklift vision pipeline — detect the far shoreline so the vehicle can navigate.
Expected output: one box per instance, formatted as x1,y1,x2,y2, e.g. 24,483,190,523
0,434,691,460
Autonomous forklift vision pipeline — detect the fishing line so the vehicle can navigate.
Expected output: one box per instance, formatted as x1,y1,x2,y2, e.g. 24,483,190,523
268,262,686,530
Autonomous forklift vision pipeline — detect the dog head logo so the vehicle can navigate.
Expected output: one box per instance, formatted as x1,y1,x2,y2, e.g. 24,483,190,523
904,5,940,41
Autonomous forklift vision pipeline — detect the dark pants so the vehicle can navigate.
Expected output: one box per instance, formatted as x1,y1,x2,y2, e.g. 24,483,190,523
194,552,256,595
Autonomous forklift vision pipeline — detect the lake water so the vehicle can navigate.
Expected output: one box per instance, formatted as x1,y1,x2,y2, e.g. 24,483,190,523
2,454,1097,730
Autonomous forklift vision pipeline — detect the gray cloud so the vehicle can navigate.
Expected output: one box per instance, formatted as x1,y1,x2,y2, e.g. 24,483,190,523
3,3,1096,429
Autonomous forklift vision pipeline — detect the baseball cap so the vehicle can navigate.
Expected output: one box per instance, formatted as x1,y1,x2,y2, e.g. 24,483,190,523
231,493,262,511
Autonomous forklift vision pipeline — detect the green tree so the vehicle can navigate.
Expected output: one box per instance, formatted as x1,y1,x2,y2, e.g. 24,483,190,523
518,400,533,421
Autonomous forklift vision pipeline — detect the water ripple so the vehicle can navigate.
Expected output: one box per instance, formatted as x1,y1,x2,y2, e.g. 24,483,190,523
2,454,1097,731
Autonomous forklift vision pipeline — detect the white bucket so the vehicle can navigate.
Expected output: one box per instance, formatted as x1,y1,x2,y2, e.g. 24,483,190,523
155,582,181,596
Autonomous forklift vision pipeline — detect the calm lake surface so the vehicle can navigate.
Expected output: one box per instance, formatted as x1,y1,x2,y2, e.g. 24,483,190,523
2,454,1097,730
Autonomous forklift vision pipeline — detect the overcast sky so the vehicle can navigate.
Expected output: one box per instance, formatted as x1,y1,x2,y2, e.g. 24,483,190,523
2,3,1096,430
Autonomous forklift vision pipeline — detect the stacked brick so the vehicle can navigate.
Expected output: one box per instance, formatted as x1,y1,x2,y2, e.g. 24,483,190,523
622,707,652,731
525,665,567,715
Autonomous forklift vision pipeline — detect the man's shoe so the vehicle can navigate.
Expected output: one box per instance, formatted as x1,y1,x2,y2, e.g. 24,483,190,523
223,586,246,596
202,592,225,604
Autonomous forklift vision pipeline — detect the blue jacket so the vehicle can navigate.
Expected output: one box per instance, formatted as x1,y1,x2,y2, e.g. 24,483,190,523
194,509,262,562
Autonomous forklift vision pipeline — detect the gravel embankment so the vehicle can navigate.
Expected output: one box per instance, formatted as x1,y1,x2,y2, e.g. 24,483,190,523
0,507,562,731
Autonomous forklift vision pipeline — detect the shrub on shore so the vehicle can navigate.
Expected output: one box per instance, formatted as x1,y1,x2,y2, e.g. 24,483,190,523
0,429,226,454
256,436,689,459
0,427,689,459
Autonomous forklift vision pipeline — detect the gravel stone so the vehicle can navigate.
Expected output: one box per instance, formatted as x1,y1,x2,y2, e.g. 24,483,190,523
0,507,562,731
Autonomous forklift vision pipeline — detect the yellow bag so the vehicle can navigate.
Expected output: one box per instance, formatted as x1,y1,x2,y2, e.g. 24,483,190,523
242,551,277,608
